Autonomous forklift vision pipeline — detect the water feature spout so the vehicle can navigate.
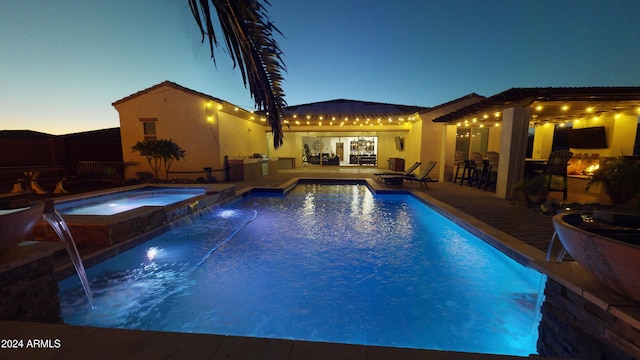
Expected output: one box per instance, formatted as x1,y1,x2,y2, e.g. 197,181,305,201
189,200,199,214
43,200,95,309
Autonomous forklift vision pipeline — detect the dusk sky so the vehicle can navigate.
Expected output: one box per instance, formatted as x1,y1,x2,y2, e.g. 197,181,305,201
1,0,639,135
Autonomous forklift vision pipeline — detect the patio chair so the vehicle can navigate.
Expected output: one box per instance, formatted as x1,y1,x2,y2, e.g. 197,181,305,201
374,161,421,182
382,161,438,189
544,150,574,200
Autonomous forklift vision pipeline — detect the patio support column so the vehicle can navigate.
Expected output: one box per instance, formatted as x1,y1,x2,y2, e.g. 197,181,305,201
440,124,458,182
496,106,531,199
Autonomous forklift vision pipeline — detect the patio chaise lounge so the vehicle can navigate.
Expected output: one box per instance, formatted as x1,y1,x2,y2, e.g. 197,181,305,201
373,161,421,182
381,161,438,189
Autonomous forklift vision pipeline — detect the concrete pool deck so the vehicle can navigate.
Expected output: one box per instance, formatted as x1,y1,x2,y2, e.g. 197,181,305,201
0,167,614,359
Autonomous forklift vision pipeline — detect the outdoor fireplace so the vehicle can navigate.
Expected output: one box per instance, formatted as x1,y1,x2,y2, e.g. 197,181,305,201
567,153,601,177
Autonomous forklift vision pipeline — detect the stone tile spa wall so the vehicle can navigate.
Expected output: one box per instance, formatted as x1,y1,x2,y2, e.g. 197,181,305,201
538,278,640,359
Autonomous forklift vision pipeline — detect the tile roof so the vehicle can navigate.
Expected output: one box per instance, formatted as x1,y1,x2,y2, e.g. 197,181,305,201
432,87,640,123
418,93,485,120
281,99,430,119
111,81,242,110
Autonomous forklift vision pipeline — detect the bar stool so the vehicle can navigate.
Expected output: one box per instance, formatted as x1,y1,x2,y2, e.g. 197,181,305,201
452,151,467,184
466,152,484,187
458,160,477,186
480,151,499,190
476,160,491,189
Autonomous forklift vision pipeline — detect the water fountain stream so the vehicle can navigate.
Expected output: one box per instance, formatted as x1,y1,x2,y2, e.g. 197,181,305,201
43,201,95,309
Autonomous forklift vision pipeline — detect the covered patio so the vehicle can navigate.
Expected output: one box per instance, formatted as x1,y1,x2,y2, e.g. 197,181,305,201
432,87,640,200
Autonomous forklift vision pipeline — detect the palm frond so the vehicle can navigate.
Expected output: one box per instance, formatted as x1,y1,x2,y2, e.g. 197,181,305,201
188,0,287,148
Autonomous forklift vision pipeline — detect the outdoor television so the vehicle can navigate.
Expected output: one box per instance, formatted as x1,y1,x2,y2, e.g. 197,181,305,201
395,136,404,151
568,126,607,149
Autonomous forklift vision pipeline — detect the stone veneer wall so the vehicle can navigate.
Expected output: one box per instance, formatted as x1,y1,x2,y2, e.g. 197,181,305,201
0,253,62,324
538,278,640,358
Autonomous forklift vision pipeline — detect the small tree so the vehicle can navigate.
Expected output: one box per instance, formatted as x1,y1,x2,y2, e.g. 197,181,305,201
132,139,185,181
158,139,186,181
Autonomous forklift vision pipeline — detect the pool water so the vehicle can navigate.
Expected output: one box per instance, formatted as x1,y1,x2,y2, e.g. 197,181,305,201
55,187,206,215
59,184,543,356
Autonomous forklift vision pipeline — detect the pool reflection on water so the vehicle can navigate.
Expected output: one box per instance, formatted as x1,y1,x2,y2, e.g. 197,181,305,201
59,184,543,356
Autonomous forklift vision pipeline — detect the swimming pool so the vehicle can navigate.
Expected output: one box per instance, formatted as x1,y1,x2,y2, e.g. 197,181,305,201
55,186,207,215
58,184,543,356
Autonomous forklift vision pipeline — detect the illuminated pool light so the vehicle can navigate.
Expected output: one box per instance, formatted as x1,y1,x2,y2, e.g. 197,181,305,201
218,209,240,218
146,247,161,261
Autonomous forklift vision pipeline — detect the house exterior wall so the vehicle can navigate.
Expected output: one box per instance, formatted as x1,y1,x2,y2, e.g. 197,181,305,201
269,132,302,164
532,125,555,160
609,114,638,157
219,111,269,161
487,126,502,152
115,85,260,180
418,116,443,176
417,95,486,182
573,113,637,158
379,129,414,170
441,124,458,181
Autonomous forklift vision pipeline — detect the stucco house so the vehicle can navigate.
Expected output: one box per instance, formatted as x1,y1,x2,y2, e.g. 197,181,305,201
112,81,482,182
112,81,275,181
113,81,640,199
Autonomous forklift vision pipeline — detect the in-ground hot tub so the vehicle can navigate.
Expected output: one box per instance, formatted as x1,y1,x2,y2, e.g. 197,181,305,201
32,184,236,247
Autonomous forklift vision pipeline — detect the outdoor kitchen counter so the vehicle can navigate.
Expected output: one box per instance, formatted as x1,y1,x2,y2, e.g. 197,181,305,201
227,158,278,181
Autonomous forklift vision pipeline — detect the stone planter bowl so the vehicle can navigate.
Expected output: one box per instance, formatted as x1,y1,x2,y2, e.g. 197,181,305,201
0,202,45,255
552,212,640,302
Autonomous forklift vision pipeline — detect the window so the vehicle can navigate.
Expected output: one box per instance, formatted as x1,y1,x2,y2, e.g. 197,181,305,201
140,118,157,141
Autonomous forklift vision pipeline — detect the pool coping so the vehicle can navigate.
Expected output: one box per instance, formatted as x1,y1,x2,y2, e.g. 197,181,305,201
0,320,543,360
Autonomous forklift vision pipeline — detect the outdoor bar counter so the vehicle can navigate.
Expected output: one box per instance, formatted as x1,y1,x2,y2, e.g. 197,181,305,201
227,158,278,182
